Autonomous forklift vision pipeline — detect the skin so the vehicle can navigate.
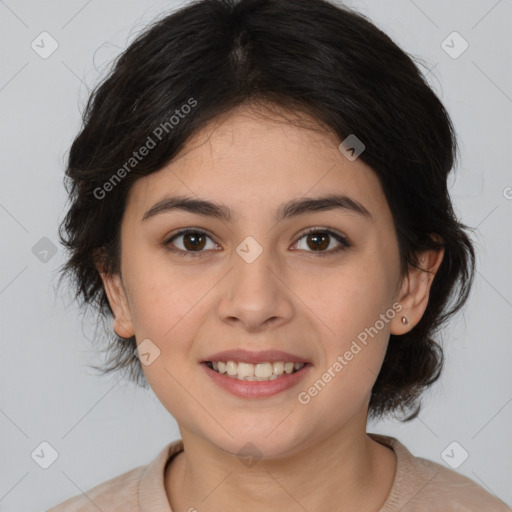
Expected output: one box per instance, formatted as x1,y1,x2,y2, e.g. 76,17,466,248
98,104,444,512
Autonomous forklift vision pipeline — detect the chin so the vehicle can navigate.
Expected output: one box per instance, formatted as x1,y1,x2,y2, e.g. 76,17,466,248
200,420,309,462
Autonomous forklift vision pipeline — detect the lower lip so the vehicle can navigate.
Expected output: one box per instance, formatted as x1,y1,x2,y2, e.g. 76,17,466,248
201,362,311,399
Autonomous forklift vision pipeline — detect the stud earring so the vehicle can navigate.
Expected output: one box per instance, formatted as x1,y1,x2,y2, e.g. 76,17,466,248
401,316,409,325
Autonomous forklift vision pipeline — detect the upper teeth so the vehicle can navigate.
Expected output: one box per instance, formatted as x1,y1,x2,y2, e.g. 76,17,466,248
211,361,305,380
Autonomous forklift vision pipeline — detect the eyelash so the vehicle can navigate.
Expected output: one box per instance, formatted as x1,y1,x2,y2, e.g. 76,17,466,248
163,227,351,259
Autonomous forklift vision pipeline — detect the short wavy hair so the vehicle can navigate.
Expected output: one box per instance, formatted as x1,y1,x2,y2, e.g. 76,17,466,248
57,0,476,422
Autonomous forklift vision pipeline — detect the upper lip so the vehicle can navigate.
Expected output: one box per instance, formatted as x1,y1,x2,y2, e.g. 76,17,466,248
202,349,309,364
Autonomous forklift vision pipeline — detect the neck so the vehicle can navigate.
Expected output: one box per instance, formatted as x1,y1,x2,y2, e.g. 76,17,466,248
165,417,396,512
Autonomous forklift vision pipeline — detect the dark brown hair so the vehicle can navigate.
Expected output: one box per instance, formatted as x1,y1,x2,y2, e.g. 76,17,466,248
57,0,476,422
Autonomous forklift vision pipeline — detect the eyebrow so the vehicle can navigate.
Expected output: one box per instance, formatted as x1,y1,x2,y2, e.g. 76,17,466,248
141,194,372,223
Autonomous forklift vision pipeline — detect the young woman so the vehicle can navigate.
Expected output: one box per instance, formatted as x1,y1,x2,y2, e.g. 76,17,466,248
49,0,511,510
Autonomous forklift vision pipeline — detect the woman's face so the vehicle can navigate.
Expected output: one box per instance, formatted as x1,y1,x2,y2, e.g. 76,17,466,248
101,106,413,458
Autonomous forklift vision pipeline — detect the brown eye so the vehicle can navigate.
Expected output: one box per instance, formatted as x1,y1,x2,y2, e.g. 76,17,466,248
305,232,330,251
182,232,207,251
163,227,350,259
164,229,218,256
293,228,350,255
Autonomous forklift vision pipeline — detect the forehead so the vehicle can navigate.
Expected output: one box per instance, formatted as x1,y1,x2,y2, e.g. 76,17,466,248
124,106,390,224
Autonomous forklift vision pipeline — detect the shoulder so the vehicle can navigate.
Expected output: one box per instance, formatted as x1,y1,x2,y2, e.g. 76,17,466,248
368,433,512,512
46,441,182,512
406,457,511,511
46,464,146,512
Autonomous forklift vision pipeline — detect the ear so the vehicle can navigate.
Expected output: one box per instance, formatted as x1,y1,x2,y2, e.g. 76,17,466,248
95,256,135,338
391,245,445,335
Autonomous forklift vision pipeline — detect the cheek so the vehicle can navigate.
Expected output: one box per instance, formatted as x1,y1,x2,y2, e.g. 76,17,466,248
124,263,218,386
303,260,393,338
299,262,393,389
124,267,208,416
124,254,203,340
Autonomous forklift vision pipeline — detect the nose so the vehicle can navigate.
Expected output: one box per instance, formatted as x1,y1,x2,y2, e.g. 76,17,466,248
216,247,294,332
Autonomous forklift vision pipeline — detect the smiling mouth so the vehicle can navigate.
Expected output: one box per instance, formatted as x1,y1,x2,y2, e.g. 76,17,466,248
203,360,308,381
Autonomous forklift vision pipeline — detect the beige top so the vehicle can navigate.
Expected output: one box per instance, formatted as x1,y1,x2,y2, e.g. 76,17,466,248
47,433,511,511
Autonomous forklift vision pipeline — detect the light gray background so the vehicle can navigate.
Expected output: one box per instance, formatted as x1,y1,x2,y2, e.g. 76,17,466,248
0,0,511,510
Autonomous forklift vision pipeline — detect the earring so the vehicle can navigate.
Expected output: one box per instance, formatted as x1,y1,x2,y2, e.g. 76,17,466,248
401,316,409,325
